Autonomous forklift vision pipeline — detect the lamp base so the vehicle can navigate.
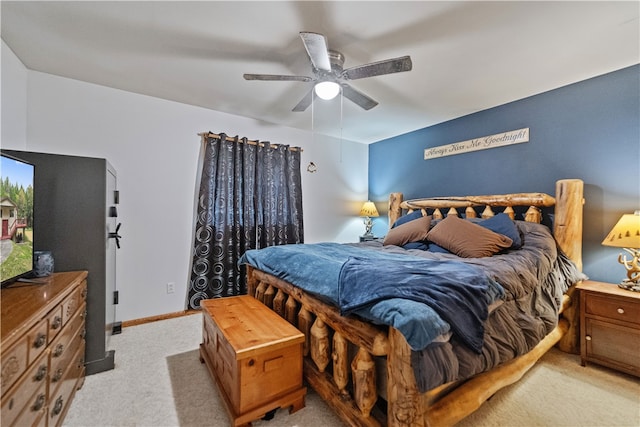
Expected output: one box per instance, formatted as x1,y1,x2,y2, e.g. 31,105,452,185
618,280,640,292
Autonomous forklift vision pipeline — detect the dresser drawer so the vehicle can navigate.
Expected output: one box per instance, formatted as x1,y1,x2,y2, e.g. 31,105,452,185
1,351,48,427
584,293,640,325
61,281,86,326
4,381,46,427
1,337,29,395
47,305,64,344
27,319,49,367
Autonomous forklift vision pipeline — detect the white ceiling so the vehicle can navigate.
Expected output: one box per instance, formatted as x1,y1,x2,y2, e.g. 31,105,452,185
2,1,638,144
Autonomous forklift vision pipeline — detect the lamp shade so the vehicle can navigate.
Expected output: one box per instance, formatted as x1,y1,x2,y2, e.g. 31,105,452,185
602,210,640,249
359,201,379,217
314,81,340,100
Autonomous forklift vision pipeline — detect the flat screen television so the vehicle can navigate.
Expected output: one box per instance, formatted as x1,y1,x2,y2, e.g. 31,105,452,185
1,152,35,286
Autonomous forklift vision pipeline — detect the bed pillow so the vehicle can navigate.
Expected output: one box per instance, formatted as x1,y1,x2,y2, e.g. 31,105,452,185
392,209,424,228
476,213,522,249
427,243,452,254
383,215,432,246
426,215,513,258
403,241,430,250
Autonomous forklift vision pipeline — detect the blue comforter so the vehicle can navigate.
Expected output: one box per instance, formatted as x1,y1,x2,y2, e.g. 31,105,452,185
339,255,503,353
239,242,504,352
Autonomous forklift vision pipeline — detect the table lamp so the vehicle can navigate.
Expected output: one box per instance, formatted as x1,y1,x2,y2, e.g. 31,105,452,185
602,210,640,290
359,201,379,237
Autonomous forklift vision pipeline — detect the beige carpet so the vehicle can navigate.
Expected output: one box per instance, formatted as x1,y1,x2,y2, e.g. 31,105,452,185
63,312,639,427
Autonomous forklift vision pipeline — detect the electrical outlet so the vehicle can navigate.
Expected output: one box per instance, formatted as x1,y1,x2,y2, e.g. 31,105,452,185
166,282,175,294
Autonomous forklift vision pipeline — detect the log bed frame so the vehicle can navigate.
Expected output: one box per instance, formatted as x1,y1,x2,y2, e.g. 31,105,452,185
245,179,584,427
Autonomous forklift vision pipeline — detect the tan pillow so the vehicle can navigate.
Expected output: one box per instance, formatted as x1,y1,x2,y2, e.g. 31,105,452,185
426,215,513,258
383,215,432,246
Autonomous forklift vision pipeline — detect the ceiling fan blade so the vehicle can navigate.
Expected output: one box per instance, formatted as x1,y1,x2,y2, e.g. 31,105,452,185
243,74,312,82
299,32,332,72
342,56,412,80
341,84,378,110
292,88,314,112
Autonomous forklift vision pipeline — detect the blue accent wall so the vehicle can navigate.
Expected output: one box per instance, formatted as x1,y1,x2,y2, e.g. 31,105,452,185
369,64,639,284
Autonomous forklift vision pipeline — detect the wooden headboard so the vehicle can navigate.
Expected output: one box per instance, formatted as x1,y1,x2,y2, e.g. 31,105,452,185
388,179,584,271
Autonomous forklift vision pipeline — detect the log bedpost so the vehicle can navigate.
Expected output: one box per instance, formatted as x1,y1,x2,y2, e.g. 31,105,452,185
554,179,584,355
387,328,427,427
389,192,403,229
554,179,584,271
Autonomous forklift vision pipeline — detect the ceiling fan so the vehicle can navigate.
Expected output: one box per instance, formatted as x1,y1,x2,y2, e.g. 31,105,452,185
243,32,412,112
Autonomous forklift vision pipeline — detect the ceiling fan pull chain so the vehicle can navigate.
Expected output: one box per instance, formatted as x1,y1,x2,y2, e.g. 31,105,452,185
340,91,344,164
311,90,315,144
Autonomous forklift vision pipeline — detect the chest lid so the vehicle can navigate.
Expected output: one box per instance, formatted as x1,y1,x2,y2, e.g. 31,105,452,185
201,295,304,360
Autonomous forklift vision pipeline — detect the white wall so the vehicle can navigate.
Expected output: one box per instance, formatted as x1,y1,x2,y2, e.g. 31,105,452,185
1,40,28,148
1,45,369,322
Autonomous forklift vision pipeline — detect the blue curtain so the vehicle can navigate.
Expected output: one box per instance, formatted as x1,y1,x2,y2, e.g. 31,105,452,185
187,133,303,308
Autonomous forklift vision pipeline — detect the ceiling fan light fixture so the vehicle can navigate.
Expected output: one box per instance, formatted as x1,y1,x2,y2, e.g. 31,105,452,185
314,81,340,100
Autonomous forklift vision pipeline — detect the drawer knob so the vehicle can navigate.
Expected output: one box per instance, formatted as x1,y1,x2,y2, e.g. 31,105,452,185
617,308,625,314
33,333,46,348
54,343,65,357
586,335,592,341
32,394,46,412
34,365,47,381
52,316,62,330
52,396,64,415
52,368,64,382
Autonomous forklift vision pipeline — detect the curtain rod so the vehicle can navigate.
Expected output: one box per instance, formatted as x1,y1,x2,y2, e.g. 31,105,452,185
198,132,303,152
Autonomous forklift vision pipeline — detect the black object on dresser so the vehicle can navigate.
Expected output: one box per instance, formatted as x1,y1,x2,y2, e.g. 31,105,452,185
3,150,119,375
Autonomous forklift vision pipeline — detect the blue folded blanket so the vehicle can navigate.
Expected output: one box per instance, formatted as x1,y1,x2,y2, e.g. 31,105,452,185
339,255,504,353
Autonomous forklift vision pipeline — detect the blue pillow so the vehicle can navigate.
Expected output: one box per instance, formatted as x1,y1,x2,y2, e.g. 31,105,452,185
403,241,429,250
427,243,452,254
392,210,423,228
477,213,522,249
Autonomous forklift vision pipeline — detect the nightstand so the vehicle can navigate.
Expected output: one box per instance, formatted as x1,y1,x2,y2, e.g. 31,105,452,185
576,280,640,377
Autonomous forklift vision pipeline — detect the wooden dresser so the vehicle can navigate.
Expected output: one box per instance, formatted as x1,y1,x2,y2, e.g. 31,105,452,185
1,271,88,427
200,295,306,427
577,280,640,377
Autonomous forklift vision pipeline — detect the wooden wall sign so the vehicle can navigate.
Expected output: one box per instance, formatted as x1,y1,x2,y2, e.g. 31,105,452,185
424,127,529,160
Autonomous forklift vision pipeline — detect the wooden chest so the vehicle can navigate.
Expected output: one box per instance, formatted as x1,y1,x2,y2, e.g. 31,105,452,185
200,295,306,426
